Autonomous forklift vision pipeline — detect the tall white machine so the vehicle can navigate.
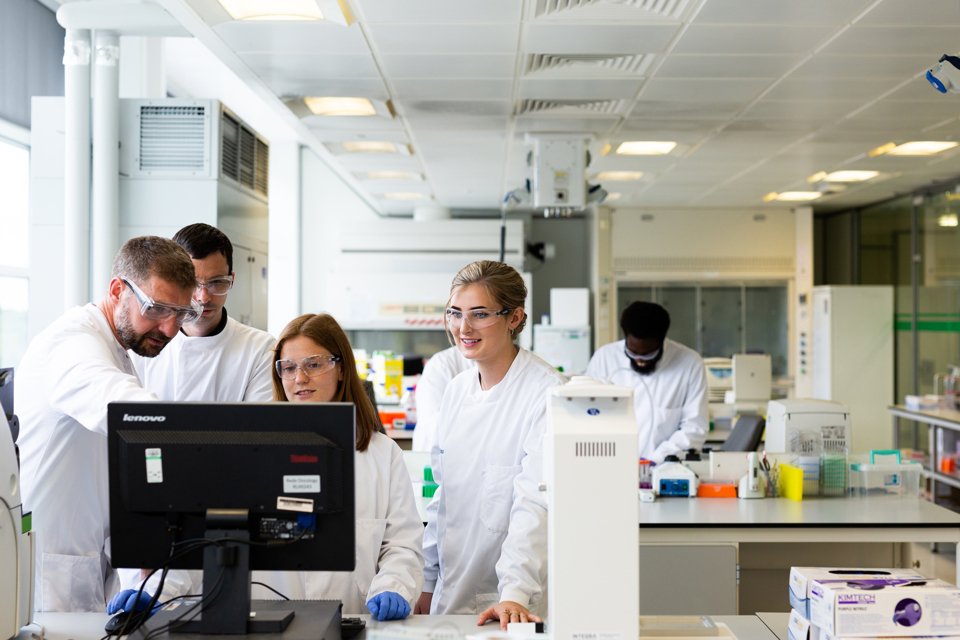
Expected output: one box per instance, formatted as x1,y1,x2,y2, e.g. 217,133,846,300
1,411,32,639
812,286,893,453
546,377,637,639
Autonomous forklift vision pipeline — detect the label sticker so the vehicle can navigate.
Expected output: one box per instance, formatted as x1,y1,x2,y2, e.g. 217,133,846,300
277,496,314,513
145,448,163,483
283,475,321,493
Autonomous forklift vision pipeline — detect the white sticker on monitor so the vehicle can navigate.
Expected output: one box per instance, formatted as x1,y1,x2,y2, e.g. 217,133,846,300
145,448,163,483
277,496,314,513
283,475,321,493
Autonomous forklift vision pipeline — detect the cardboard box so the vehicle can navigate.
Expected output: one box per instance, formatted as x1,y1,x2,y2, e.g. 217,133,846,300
810,578,960,637
789,567,924,620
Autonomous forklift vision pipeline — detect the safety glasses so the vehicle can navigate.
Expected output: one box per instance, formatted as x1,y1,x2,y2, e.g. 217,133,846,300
624,346,661,362
121,278,203,326
275,354,342,380
444,307,512,329
195,275,234,296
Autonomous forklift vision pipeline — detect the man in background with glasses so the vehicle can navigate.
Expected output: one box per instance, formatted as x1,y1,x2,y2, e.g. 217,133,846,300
130,223,275,404
15,236,198,612
585,301,708,463
119,224,276,609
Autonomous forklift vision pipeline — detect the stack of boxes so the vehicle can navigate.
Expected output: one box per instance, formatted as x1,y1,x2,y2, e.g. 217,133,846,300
789,568,960,640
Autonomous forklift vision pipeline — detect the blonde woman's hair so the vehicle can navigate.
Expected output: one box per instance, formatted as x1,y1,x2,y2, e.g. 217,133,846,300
446,260,527,343
272,313,377,452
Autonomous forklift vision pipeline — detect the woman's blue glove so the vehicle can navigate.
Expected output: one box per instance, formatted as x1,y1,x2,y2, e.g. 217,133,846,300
366,591,411,621
107,589,159,617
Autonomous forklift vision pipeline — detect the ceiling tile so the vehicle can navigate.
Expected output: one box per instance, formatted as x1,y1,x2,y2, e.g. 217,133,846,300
367,24,520,54
639,78,770,102
673,25,836,55
656,54,799,78
261,77,389,100
242,53,381,79
392,78,513,100
791,54,931,78
214,22,369,54
357,0,522,23
858,0,960,26
761,76,905,101
518,78,643,100
821,26,960,56
382,54,517,78
694,0,871,25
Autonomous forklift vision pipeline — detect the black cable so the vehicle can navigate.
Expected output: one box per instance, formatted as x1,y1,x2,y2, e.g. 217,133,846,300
251,581,291,600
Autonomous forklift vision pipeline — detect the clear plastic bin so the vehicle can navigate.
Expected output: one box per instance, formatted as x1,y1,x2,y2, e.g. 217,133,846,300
849,451,922,497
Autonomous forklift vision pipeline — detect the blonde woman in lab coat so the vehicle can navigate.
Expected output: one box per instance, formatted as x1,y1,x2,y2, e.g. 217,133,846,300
253,313,424,620
415,260,566,628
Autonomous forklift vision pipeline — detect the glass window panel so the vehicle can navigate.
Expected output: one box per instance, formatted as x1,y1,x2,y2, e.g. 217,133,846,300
616,285,654,324
658,286,698,351
700,287,741,359
0,276,28,367
345,330,450,360
745,286,788,376
0,140,28,268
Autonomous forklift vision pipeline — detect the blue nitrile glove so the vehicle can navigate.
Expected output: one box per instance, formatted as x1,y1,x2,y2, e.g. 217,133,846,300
107,589,159,617
366,591,411,621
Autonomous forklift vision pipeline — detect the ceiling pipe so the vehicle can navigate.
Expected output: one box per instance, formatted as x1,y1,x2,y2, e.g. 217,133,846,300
91,30,120,296
62,28,92,309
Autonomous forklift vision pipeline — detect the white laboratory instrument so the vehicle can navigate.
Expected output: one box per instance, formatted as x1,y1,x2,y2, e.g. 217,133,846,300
732,354,771,402
651,459,699,497
737,452,765,499
533,325,591,375
765,398,850,454
703,358,733,403
545,376,638,640
1,411,33,639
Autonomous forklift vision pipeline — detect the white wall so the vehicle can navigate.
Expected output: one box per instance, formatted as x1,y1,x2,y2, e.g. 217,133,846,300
299,146,380,315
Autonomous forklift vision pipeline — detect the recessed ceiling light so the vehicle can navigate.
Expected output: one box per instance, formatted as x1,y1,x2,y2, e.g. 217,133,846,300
304,97,376,116
605,192,622,201
596,171,644,181
341,141,401,154
382,192,426,201
358,170,423,181
763,191,822,203
939,213,959,227
217,0,323,21
615,141,677,156
876,141,958,156
821,170,880,183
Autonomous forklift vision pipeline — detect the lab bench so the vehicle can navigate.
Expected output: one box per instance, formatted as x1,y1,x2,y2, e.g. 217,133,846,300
639,495,960,615
14,612,783,640
890,404,960,510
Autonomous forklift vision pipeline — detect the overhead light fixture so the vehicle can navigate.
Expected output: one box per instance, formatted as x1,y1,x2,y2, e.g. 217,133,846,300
763,191,822,203
339,141,411,154
357,170,423,181
809,170,880,183
605,192,622,201
870,141,958,157
596,171,644,181
304,97,375,116
382,192,427,201
615,141,677,156
216,0,354,24
939,213,959,227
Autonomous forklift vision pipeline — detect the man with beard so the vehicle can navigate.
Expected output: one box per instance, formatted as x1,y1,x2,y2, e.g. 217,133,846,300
14,236,199,612
116,224,275,609
585,301,708,463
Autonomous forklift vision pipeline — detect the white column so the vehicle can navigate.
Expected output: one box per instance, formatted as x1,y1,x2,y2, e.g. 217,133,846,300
63,28,92,309
267,141,302,336
119,36,165,99
91,30,120,296
794,205,814,397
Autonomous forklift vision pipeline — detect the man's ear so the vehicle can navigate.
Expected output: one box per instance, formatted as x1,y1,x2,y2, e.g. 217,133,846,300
107,277,125,303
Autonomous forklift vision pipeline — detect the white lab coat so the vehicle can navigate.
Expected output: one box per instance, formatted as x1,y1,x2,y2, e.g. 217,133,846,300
585,338,708,462
120,313,275,601
252,433,424,613
131,313,275,402
423,348,565,614
411,346,472,452
15,304,158,612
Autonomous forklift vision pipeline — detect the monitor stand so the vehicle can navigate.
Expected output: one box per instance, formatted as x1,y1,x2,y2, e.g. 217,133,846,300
133,521,341,639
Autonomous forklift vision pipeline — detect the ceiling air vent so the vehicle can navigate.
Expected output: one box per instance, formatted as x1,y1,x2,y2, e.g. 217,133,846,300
138,105,207,172
220,110,269,198
575,441,616,457
535,0,690,19
515,98,624,116
526,53,650,75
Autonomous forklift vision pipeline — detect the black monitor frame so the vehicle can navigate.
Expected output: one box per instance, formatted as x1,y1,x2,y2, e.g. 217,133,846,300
107,401,356,635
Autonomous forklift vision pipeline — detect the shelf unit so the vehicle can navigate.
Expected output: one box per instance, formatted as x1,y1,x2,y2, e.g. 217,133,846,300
890,404,960,510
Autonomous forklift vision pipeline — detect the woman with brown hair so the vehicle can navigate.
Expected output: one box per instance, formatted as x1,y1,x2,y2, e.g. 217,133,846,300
254,313,423,620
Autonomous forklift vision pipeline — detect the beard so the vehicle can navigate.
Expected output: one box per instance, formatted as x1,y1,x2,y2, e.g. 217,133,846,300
116,304,172,357
628,351,663,376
